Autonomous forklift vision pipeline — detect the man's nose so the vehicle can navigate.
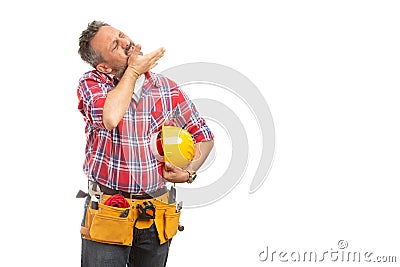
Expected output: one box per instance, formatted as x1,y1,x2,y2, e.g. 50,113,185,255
118,37,130,48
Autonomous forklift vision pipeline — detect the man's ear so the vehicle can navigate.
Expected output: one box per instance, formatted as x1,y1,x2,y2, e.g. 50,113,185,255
96,63,112,74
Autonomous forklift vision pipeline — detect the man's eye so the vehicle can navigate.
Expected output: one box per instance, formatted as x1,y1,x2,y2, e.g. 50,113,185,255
112,42,118,51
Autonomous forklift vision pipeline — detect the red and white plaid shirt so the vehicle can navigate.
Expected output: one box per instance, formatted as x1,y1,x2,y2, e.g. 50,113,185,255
77,70,214,194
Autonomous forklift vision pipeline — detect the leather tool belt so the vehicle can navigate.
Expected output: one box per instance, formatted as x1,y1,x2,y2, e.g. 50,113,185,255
80,186,181,246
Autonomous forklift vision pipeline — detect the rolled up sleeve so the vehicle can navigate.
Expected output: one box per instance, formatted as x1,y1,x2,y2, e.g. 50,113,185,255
77,73,110,129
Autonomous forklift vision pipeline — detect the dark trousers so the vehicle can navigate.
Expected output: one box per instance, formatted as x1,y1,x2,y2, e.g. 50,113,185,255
81,224,171,267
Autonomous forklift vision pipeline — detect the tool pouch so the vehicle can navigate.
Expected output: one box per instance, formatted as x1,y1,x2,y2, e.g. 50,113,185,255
80,194,181,246
152,200,181,244
81,199,134,246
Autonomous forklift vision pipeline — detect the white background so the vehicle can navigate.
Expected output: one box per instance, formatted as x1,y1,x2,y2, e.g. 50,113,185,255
1,0,399,266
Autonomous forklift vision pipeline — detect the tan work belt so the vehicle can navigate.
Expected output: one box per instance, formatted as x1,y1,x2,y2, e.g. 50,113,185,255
80,192,181,246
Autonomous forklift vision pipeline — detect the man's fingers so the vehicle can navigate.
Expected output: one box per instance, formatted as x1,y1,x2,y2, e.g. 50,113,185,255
147,47,165,59
163,162,187,183
164,162,172,171
127,46,165,75
138,48,164,71
165,162,182,173
131,44,142,58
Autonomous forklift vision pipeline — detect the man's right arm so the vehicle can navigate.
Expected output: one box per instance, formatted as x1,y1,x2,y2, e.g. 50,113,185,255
102,45,165,130
102,67,140,130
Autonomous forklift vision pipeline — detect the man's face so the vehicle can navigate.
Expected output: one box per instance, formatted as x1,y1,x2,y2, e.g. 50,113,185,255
90,26,136,76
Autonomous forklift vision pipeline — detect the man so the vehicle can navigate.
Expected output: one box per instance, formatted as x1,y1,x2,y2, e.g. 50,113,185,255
77,21,214,267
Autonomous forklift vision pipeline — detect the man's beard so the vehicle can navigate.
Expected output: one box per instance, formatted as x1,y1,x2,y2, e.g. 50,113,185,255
113,42,133,78
113,52,143,78
113,61,129,79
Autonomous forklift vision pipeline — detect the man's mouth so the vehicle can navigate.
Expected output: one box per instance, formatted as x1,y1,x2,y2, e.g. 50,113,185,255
125,43,134,56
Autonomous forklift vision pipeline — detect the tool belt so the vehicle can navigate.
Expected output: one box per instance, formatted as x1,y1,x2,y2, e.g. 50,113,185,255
80,190,181,246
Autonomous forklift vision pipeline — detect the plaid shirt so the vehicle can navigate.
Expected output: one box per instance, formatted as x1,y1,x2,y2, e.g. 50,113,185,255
77,70,214,194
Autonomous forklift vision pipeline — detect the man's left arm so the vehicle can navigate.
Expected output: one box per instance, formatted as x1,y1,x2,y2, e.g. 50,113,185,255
163,86,214,183
185,140,214,173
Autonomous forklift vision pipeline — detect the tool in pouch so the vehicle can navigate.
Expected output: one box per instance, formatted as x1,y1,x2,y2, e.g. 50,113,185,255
176,201,184,231
136,201,155,220
167,185,184,231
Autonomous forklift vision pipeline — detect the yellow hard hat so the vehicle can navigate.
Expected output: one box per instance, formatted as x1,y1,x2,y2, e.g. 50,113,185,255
150,125,195,168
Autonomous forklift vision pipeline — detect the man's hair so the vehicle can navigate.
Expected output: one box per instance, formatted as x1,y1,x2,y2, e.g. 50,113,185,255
78,20,110,68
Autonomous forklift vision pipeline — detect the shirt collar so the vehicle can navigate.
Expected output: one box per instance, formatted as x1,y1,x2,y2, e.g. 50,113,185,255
105,72,145,102
103,71,159,103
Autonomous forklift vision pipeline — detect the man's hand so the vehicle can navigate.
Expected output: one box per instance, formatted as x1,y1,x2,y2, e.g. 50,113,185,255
102,44,165,130
127,44,165,76
162,162,189,183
